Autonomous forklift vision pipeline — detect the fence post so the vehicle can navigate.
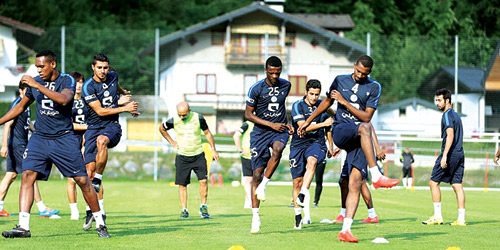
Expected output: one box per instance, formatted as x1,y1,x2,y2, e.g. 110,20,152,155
154,28,160,181
61,26,65,73
485,153,488,192
411,163,414,190
384,161,388,177
366,32,371,56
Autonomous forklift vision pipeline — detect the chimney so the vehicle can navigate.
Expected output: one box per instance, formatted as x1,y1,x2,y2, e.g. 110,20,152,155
263,0,285,13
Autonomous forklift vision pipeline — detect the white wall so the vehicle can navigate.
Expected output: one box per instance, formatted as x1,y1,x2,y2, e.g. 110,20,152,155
0,25,17,67
376,104,442,134
454,93,483,133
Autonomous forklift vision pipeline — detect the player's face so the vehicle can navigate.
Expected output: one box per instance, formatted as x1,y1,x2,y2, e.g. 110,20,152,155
435,95,447,111
75,78,84,94
178,110,189,120
353,62,371,83
265,65,282,85
36,56,57,81
305,88,321,105
92,61,110,82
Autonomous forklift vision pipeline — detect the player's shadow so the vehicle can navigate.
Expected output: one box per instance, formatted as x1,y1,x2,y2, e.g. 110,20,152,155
381,217,418,222
215,213,248,219
465,220,500,225
111,222,220,237
385,231,446,241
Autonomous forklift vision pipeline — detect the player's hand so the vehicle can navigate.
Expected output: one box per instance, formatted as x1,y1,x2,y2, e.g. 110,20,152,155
122,89,131,95
270,123,287,132
323,117,334,127
494,155,500,165
124,101,138,113
212,150,219,161
171,141,178,148
327,147,334,158
297,120,310,137
242,149,249,156
118,95,132,106
330,90,347,106
332,148,342,158
131,111,141,117
440,155,447,169
376,150,386,161
0,145,8,158
21,75,39,89
286,123,294,135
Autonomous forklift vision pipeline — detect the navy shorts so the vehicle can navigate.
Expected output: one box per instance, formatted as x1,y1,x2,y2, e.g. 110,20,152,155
6,144,26,174
22,134,87,181
333,123,368,180
84,123,122,164
403,167,412,177
289,143,326,179
430,153,464,184
175,152,207,185
241,157,253,177
250,128,289,170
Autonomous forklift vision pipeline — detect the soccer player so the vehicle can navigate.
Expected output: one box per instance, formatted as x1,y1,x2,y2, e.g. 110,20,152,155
400,147,415,189
159,101,219,219
298,55,399,242
422,88,466,226
81,53,138,230
245,56,293,234
233,120,255,209
0,82,60,218
0,50,109,238
289,79,334,229
66,72,89,220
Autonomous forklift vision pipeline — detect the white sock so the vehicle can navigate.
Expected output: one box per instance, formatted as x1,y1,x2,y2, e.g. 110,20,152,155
19,212,30,230
369,166,382,182
368,208,377,218
252,208,259,218
340,208,346,217
408,178,413,187
259,177,270,189
303,190,311,220
294,207,302,215
403,177,407,187
94,173,103,180
69,203,79,215
0,200,4,211
93,211,105,228
433,202,442,218
300,185,309,194
86,205,91,211
341,217,353,232
458,208,465,221
99,199,105,215
36,201,47,212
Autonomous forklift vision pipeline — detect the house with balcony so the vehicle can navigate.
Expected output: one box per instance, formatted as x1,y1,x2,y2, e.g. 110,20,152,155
141,1,365,134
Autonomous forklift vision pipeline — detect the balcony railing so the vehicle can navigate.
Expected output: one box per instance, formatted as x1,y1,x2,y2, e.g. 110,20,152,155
184,93,302,111
225,44,286,66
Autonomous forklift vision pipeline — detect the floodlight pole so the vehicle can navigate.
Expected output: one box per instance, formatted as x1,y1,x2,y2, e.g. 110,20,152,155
454,35,458,109
154,28,160,182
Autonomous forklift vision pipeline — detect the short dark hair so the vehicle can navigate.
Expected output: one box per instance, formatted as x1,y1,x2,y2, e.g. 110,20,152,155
36,50,57,62
356,55,373,68
265,56,282,68
93,53,109,65
306,79,321,92
70,72,85,82
18,81,27,90
435,88,452,103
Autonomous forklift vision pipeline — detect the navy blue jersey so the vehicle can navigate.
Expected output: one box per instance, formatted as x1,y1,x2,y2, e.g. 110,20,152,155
326,74,381,125
72,98,87,125
290,98,330,148
82,71,120,129
8,97,30,146
25,73,75,138
441,108,463,154
246,78,291,130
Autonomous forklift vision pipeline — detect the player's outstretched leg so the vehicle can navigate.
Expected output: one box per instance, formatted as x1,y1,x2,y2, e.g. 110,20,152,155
198,179,210,219
255,141,285,201
74,176,109,238
93,135,111,192
292,177,303,229
422,180,443,225
67,178,79,220
0,172,17,217
337,168,362,243
358,123,399,188
250,167,263,234
358,180,379,223
450,183,466,226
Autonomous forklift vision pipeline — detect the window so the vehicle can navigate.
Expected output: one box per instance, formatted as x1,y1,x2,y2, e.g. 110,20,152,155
285,33,296,47
456,102,462,114
197,74,216,94
288,76,307,96
244,74,258,95
399,107,406,117
211,32,224,45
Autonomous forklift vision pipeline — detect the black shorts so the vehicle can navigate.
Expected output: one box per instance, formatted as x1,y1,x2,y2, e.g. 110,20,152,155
430,153,464,184
402,167,412,177
175,152,207,185
6,144,25,174
241,157,252,177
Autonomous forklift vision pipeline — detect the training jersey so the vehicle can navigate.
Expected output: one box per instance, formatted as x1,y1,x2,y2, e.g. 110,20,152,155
8,97,30,146
440,108,463,155
290,98,330,148
82,71,120,129
326,74,381,125
163,112,209,156
246,78,291,130
25,73,75,138
400,152,414,168
72,97,88,136
237,121,254,159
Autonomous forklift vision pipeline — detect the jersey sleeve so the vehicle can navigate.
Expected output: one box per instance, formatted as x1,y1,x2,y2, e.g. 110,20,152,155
320,113,331,132
238,122,249,133
246,83,259,107
162,118,174,130
9,98,21,110
325,77,339,98
82,82,98,104
291,101,305,122
443,111,455,130
63,75,76,92
199,114,209,131
25,86,34,100
366,81,381,109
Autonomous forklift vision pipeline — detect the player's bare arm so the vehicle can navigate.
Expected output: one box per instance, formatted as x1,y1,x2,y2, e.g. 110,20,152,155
0,97,33,126
245,104,287,132
441,127,454,169
21,75,74,106
204,129,219,161
326,130,334,158
330,90,376,123
233,130,243,153
88,99,138,117
297,97,333,136
158,124,177,148
73,123,88,131
0,120,13,158
369,123,385,160
494,148,500,165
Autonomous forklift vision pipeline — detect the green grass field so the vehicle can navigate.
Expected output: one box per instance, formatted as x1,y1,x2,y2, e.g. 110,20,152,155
0,179,499,249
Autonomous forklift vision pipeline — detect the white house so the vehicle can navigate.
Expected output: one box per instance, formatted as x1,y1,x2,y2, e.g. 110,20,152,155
140,1,365,134
0,15,44,101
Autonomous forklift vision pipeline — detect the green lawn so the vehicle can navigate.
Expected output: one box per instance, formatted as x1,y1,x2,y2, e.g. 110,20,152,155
0,179,499,249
